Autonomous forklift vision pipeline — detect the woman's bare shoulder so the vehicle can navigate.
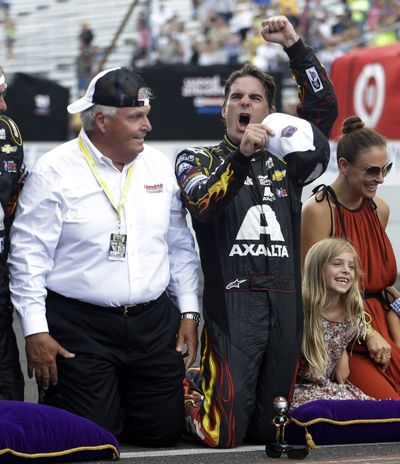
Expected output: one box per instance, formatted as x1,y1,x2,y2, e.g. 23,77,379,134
373,195,390,228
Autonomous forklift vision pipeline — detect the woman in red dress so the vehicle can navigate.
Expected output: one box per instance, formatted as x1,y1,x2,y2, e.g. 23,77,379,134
301,115,400,399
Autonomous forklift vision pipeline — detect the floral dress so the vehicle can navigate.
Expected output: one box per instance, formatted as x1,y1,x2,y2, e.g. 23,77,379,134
290,317,373,410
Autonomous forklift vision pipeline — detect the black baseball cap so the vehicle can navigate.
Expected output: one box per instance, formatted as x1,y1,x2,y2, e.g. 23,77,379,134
67,67,148,114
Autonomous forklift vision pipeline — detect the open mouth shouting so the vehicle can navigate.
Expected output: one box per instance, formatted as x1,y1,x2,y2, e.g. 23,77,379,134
239,113,250,129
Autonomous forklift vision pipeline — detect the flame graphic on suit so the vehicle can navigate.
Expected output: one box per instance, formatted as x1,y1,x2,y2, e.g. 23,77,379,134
185,328,236,447
187,164,234,216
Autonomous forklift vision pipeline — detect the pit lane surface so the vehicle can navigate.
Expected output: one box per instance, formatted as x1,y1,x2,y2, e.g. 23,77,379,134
78,441,400,464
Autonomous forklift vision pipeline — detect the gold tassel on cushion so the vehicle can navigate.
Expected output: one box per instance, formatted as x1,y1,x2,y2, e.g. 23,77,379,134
305,427,318,449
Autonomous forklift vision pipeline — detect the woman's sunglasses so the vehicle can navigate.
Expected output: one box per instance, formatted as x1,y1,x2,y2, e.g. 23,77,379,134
348,160,393,181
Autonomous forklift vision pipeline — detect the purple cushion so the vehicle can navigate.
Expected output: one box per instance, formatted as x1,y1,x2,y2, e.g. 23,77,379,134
286,400,400,447
0,400,119,463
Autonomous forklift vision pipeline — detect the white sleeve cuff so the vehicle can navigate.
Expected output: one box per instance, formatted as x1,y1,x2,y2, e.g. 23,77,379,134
176,293,200,315
18,309,49,338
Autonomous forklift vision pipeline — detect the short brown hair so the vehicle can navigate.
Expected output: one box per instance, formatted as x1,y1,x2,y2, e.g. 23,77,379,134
223,63,276,110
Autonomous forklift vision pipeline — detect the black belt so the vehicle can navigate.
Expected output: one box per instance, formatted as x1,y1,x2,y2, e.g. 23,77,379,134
224,274,295,292
47,290,166,315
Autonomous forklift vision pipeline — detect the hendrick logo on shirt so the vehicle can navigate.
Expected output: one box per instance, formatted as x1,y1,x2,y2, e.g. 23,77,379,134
144,183,163,193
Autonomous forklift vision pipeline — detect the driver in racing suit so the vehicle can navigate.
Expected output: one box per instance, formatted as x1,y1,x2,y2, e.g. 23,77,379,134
175,16,338,447
0,68,26,400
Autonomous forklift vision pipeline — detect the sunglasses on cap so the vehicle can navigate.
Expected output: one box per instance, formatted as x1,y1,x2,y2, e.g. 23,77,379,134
266,443,309,460
348,160,393,181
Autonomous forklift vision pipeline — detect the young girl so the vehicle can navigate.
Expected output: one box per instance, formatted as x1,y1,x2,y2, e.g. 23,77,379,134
291,238,375,410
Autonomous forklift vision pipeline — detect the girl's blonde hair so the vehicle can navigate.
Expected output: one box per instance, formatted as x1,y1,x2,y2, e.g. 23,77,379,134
302,238,364,378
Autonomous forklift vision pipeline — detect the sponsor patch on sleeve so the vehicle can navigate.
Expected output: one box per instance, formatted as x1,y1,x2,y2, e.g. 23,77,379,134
305,66,323,93
3,160,17,172
183,175,207,194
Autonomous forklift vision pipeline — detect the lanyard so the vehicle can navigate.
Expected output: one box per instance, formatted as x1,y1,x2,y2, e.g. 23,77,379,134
78,135,134,225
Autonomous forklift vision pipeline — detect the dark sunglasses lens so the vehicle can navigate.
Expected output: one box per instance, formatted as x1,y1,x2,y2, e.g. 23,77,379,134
266,444,283,458
365,166,381,178
366,162,393,179
286,445,309,460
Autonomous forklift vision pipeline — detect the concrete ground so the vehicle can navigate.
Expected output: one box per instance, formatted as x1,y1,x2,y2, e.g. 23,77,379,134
114,441,400,464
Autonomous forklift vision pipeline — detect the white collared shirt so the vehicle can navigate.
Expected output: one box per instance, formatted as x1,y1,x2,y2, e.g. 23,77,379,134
9,129,200,337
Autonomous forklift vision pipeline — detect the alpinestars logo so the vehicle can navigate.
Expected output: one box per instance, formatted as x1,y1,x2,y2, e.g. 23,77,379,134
226,279,247,290
229,204,289,257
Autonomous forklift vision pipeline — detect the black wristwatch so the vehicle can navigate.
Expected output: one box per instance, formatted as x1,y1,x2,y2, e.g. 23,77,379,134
181,312,201,327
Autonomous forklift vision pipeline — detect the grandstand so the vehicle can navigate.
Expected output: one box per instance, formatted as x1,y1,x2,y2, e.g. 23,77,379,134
3,0,193,100
4,0,400,103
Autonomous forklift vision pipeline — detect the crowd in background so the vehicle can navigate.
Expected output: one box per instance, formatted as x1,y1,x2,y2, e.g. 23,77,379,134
2,0,400,98
0,1,16,60
70,0,400,96
76,21,97,93
129,0,400,74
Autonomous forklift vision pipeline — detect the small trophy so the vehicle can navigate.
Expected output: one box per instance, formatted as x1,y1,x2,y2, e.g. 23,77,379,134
265,396,308,460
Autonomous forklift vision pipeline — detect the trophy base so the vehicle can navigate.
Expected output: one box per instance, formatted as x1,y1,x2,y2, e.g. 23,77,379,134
266,442,309,460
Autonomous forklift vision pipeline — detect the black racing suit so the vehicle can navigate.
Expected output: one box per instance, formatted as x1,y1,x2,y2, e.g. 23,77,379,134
0,115,26,400
175,39,338,447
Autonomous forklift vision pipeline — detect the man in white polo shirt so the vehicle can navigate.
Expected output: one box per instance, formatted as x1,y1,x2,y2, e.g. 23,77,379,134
8,67,200,446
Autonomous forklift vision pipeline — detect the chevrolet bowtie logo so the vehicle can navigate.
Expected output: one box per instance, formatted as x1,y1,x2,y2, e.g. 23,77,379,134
226,278,247,290
1,144,17,154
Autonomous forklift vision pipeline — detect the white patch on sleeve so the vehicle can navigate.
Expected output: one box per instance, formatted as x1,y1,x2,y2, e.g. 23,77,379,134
305,67,324,93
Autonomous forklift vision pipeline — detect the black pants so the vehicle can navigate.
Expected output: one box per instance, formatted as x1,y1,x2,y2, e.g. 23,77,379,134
43,291,185,447
197,288,301,447
0,308,24,401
